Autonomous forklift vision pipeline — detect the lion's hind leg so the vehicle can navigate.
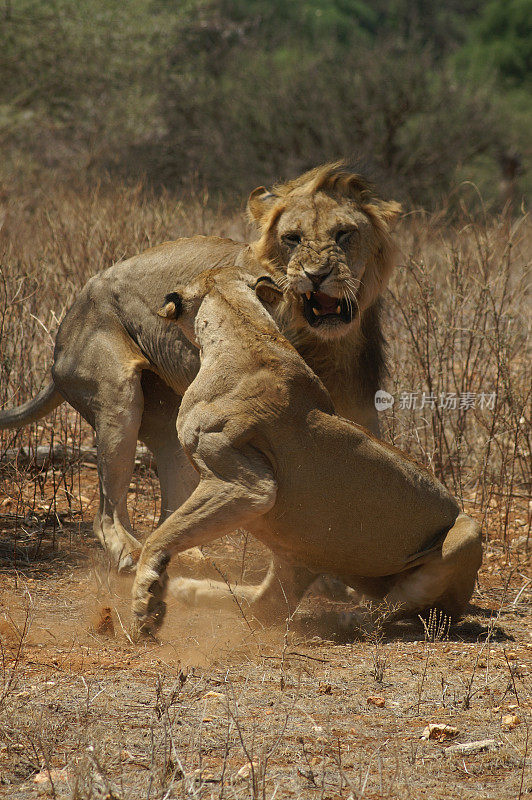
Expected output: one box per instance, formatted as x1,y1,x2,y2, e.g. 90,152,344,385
91,369,146,572
53,328,145,572
384,513,483,619
338,515,482,634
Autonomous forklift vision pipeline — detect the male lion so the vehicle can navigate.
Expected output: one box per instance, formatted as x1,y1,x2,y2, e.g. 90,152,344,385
131,266,482,637
0,164,400,573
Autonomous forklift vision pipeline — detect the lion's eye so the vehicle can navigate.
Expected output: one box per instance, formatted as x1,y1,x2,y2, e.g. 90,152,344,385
335,228,355,246
282,232,302,248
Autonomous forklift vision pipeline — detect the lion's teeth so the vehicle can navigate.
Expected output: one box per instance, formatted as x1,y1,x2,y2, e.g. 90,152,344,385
312,307,320,316
306,292,312,300
336,305,341,313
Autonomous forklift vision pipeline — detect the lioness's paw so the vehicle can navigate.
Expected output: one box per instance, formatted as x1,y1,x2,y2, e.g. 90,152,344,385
131,584,167,640
131,553,170,639
131,598,167,641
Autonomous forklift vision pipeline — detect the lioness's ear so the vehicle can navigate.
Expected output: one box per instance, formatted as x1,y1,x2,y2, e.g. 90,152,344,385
254,276,283,307
157,291,183,320
247,186,278,224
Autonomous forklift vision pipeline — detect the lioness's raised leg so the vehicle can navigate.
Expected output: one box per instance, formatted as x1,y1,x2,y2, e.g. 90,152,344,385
131,439,277,637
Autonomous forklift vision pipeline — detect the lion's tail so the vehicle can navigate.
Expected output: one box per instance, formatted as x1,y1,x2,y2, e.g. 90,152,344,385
0,382,64,430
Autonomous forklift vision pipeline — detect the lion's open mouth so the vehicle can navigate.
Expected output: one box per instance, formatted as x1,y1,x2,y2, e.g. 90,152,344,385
301,291,354,327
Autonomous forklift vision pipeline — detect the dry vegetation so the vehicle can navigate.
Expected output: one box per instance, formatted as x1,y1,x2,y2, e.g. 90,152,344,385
0,183,530,799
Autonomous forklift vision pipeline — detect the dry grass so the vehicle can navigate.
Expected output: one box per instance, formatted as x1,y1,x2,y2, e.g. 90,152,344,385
0,182,530,799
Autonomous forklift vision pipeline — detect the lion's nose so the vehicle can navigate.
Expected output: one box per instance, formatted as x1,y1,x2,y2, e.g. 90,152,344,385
303,267,333,289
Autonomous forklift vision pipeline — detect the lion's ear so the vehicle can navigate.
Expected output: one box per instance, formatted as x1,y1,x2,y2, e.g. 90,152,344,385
369,199,402,229
254,276,283,307
247,186,278,224
157,291,183,320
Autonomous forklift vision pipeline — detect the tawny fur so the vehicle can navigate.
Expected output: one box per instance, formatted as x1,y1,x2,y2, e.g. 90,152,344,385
131,267,482,637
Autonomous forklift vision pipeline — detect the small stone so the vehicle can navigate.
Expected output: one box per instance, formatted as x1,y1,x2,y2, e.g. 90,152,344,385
33,767,68,784
421,723,459,741
235,761,259,780
367,696,385,707
191,768,217,782
502,714,520,729
202,691,225,701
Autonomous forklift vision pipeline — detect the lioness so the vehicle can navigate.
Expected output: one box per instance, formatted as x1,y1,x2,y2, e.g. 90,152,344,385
131,266,482,637
0,164,400,573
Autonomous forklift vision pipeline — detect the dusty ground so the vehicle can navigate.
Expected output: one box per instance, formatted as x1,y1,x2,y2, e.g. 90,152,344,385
0,460,530,800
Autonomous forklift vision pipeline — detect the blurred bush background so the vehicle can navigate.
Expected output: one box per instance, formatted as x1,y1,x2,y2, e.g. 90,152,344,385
1,0,530,207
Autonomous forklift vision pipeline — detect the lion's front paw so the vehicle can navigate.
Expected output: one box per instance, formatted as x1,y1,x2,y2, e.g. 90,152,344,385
131,552,170,639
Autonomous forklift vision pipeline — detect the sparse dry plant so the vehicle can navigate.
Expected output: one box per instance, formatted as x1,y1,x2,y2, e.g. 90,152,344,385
364,602,394,684
419,608,451,644
384,206,530,550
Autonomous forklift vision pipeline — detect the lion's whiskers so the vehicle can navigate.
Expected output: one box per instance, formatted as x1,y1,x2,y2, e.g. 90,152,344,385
277,272,290,291
341,280,361,320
